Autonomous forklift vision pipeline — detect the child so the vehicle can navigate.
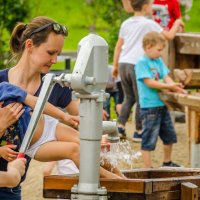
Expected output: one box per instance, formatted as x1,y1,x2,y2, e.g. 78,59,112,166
0,158,26,188
113,0,184,141
135,31,187,168
0,82,124,179
153,0,181,30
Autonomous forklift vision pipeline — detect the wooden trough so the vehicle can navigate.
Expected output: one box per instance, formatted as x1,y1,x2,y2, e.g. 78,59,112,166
43,168,200,200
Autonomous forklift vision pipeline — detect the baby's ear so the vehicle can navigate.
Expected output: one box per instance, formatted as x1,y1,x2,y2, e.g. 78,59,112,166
0,101,4,107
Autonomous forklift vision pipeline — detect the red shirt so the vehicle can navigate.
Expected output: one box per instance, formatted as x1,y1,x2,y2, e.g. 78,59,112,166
153,0,181,29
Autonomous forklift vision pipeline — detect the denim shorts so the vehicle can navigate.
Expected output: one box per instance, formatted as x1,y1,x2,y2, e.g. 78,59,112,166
140,106,177,151
0,186,21,200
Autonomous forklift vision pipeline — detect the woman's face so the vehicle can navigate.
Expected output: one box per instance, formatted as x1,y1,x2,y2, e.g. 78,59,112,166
30,32,65,74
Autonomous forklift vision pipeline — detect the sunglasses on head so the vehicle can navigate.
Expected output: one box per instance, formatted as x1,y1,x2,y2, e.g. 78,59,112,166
29,22,68,37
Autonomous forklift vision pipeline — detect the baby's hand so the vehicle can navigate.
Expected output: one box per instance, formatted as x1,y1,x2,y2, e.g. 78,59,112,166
0,145,18,161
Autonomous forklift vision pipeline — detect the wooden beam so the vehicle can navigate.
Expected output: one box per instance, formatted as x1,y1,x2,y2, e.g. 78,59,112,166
181,182,198,200
174,33,200,55
173,69,200,88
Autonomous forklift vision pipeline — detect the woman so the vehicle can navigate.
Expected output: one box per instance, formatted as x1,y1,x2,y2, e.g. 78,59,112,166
0,16,124,200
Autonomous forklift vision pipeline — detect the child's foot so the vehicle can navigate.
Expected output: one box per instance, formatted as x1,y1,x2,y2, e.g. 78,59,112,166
132,131,142,142
161,161,183,167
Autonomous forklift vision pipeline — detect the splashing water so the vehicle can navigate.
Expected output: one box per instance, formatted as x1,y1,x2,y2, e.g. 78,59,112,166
100,140,141,171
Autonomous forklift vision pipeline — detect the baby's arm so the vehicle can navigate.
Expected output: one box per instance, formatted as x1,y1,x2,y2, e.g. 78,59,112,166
0,158,26,188
24,94,79,127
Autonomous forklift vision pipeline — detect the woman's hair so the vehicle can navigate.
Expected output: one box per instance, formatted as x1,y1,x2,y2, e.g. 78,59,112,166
10,16,67,59
143,31,166,49
129,0,149,11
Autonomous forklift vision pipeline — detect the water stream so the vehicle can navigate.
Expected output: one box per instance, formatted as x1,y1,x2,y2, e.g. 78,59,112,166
100,140,141,171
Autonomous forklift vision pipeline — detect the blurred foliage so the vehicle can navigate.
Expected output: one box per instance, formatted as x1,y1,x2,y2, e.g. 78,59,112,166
85,0,131,63
0,0,30,69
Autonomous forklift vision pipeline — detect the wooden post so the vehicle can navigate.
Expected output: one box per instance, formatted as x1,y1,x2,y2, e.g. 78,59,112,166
181,182,198,200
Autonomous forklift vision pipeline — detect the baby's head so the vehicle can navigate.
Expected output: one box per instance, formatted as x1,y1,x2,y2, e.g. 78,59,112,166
143,31,166,59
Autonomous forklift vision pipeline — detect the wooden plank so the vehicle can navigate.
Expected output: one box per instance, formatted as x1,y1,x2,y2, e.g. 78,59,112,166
168,40,176,72
174,33,200,55
43,175,149,194
181,182,198,200
173,69,200,88
190,111,200,144
152,176,200,192
185,106,191,161
123,168,200,180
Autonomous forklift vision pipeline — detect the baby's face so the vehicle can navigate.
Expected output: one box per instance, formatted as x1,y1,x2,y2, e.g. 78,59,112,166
145,43,165,59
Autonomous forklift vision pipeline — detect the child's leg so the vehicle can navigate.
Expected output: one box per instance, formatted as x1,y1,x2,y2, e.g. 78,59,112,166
29,116,123,179
142,150,152,168
34,141,80,167
159,108,177,163
43,161,56,176
140,107,161,168
163,144,172,163
55,122,80,144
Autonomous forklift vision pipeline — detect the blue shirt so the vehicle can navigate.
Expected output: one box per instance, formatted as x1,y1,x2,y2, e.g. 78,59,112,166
135,56,169,108
0,82,31,148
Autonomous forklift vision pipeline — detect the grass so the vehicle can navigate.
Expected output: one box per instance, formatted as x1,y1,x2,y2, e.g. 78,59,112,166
184,0,200,32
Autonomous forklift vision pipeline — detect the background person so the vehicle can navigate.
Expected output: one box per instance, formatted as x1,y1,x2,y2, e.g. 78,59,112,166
135,31,187,168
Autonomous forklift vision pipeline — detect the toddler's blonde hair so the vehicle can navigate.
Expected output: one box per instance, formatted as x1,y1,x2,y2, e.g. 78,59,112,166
143,31,166,50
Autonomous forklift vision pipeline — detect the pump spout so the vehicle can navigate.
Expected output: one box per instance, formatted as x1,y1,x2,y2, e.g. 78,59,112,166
102,121,120,143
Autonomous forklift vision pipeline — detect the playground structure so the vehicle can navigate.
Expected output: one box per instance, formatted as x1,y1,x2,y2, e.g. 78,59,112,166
160,32,200,168
42,33,200,200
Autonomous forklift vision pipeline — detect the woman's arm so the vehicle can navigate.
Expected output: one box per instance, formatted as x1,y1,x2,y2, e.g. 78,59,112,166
23,94,79,127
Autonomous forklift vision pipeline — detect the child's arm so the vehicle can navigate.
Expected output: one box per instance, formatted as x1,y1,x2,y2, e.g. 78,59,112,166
161,19,184,40
144,76,187,94
0,158,26,188
113,38,124,78
24,94,79,128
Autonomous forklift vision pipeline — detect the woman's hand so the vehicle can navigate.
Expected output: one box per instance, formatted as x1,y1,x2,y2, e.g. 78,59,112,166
0,102,24,135
61,114,80,129
8,158,27,177
0,145,18,161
